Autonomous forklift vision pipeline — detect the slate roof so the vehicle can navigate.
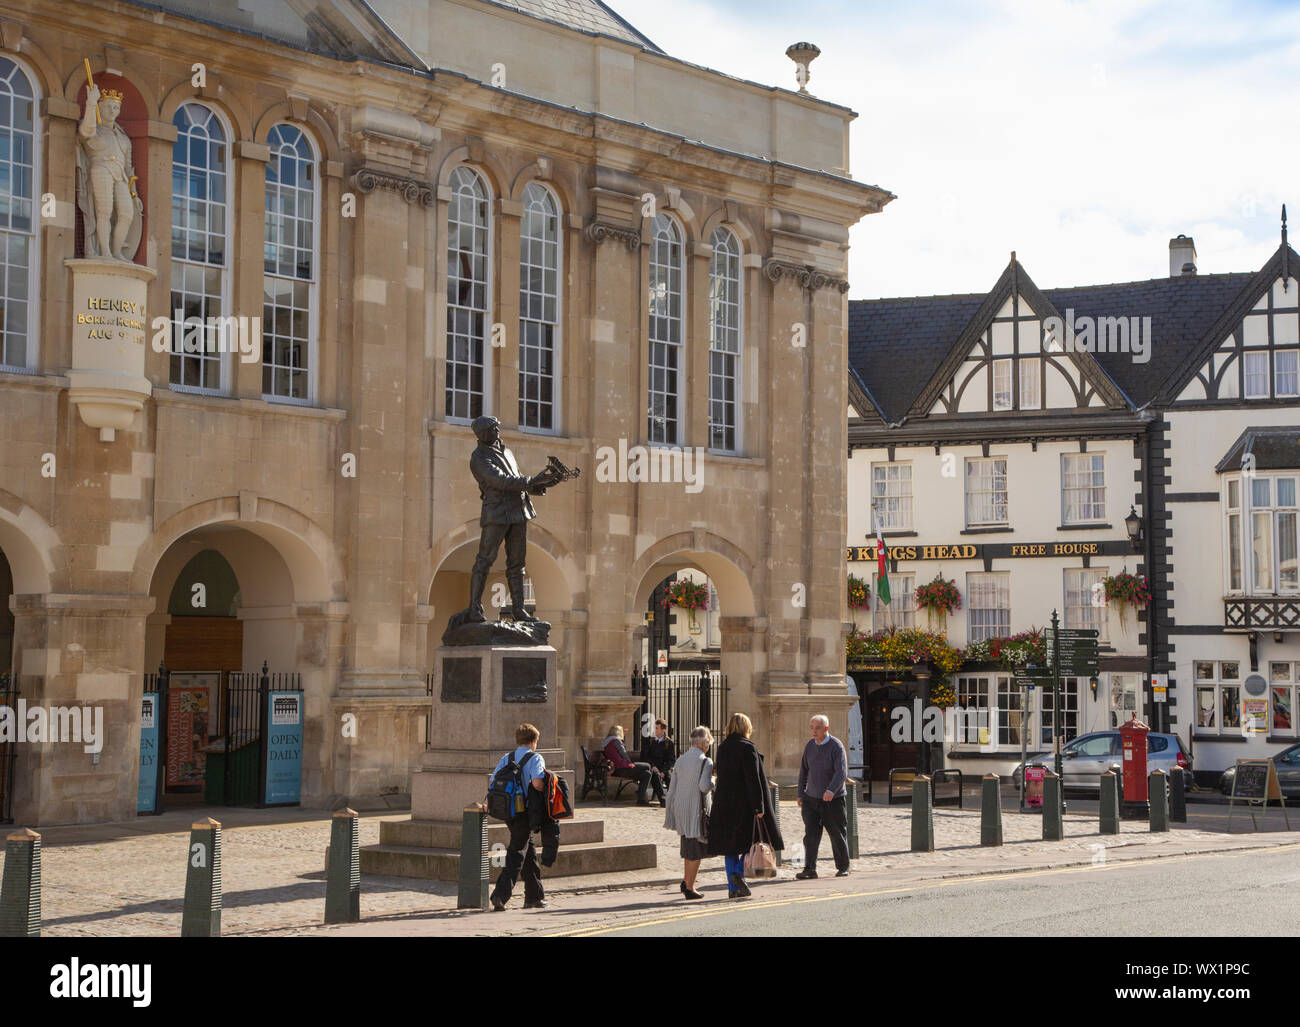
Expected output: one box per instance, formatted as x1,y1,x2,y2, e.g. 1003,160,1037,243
486,0,660,50
1215,427,1300,472
848,270,1260,421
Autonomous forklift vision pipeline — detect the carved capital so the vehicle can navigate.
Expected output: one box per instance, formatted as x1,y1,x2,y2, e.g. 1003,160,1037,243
584,219,641,251
763,258,849,293
350,168,434,207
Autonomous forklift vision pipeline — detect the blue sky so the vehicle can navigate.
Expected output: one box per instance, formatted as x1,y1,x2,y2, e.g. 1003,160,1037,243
614,0,1300,298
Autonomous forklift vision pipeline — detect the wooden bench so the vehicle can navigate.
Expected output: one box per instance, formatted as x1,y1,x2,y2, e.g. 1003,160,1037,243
579,743,645,804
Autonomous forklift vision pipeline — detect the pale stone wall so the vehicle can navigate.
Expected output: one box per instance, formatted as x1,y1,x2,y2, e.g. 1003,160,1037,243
0,0,887,823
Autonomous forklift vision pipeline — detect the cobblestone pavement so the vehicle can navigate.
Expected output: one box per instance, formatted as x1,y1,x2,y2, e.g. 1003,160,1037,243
12,796,1300,936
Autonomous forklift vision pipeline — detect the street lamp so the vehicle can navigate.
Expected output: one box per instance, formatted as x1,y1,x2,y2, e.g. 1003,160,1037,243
1125,505,1144,553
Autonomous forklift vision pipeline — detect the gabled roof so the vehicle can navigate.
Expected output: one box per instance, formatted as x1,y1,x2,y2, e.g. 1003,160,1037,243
1215,426,1300,473
480,0,661,51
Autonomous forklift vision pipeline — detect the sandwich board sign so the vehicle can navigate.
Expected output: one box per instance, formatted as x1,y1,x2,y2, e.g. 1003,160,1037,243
1226,758,1289,832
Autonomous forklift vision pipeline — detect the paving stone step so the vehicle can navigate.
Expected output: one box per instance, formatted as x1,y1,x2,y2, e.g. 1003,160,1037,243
380,817,604,848
359,840,657,881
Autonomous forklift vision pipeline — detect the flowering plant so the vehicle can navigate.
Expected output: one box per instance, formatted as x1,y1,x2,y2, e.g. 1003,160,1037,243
846,627,962,680
663,579,710,611
962,630,1046,671
914,575,962,615
1103,571,1150,610
847,575,871,611
928,681,956,710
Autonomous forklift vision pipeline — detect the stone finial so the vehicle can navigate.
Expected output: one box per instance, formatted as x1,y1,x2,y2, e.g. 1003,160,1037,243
785,42,822,94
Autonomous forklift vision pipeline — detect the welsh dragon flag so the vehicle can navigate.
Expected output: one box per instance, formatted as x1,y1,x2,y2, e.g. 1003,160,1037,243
875,518,891,605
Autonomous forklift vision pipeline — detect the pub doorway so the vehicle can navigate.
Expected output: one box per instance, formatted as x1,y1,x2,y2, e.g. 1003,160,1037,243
861,680,922,781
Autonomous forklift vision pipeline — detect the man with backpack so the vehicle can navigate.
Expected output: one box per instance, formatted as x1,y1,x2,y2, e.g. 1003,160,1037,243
487,723,549,911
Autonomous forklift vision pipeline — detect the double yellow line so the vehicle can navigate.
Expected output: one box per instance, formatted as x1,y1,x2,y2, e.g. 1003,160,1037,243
543,842,1300,937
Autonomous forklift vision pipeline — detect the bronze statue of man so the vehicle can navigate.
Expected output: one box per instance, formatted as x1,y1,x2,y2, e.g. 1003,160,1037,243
465,415,576,624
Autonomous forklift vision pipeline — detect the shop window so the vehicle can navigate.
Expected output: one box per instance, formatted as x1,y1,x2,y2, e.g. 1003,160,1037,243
1039,677,1081,747
1271,662,1296,735
1195,661,1247,735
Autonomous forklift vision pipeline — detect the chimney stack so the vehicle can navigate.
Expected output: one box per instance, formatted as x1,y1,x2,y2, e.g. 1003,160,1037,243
1169,234,1197,277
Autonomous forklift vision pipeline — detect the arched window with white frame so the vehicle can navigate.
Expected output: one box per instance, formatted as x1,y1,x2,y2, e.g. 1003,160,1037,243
446,166,491,420
648,213,684,445
708,226,742,452
0,57,37,371
518,182,560,432
263,123,317,403
170,102,230,392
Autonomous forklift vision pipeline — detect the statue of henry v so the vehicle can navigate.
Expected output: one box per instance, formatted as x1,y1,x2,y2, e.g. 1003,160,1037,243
76,81,143,262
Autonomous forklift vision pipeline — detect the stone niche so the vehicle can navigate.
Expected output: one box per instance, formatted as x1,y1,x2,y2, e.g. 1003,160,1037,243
413,644,561,822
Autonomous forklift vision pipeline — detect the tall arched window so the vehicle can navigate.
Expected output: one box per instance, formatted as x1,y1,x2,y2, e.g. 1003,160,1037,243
0,57,36,371
708,227,742,452
446,166,491,420
170,102,229,392
263,123,316,403
519,182,560,432
648,213,684,445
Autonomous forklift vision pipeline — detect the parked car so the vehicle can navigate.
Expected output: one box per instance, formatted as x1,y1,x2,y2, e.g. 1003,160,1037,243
1011,731,1192,792
1218,741,1300,796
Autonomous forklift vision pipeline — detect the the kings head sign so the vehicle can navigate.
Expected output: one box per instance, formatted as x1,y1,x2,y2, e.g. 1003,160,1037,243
848,540,1131,562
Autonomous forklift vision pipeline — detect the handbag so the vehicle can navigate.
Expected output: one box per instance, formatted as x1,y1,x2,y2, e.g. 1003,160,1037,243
743,813,777,878
697,761,712,842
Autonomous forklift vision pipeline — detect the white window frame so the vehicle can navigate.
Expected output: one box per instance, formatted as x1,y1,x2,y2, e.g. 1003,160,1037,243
518,181,561,434
872,572,914,631
170,101,232,396
1061,452,1106,524
1038,676,1081,748
954,675,990,745
992,358,1013,410
1224,472,1299,594
964,457,1009,527
1269,662,1297,737
262,122,319,406
0,55,39,373
1194,661,1243,736
707,226,742,454
648,213,684,446
1275,348,1299,398
967,571,1010,642
1064,566,1108,641
445,165,492,422
1019,356,1040,410
1243,350,1269,399
871,462,914,531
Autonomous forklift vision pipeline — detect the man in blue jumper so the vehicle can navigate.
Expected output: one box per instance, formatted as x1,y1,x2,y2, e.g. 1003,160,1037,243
796,714,850,879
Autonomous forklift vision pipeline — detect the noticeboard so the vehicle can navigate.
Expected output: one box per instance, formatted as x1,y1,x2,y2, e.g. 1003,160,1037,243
1227,758,1289,832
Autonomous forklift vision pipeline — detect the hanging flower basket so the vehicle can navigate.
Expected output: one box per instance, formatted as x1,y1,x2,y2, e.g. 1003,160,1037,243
1102,571,1150,635
961,629,1046,671
929,681,956,710
914,575,961,631
847,575,871,611
664,579,710,629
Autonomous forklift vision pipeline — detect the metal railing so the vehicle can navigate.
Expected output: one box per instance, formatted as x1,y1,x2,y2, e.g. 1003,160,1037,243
629,666,729,758
888,766,918,805
932,768,964,808
0,671,17,824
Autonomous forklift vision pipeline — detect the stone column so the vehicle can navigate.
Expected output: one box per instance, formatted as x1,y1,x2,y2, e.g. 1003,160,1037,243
141,118,178,386
496,197,522,428
232,140,268,399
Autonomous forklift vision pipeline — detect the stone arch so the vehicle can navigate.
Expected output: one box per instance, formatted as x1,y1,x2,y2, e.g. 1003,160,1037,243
131,496,343,602
253,100,341,163
507,161,574,213
0,488,62,594
64,55,161,114
437,148,508,201
646,190,700,244
628,530,756,616
159,82,255,141
424,518,583,610
0,38,58,101
701,204,758,253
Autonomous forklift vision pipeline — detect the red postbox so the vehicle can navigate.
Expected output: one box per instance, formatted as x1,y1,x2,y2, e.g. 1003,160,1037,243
1119,714,1149,804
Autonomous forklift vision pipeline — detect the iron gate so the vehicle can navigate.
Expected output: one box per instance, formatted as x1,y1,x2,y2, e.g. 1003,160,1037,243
630,666,729,756
0,671,17,824
218,663,303,807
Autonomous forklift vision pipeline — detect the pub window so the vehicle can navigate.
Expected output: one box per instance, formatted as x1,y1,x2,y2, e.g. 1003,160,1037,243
871,463,913,530
518,182,560,432
170,102,229,394
1270,662,1296,736
446,166,491,420
648,213,684,445
1064,567,1108,641
1243,351,1269,399
1019,356,1040,410
262,123,317,403
1039,677,1081,747
992,358,1012,410
1108,673,1140,728
964,457,1008,527
955,675,989,744
1226,478,1243,591
0,57,36,371
872,572,913,631
1229,474,1300,594
1061,452,1106,524
967,571,1010,642
996,674,1022,745
1277,349,1299,398
1194,661,1242,736
708,226,742,453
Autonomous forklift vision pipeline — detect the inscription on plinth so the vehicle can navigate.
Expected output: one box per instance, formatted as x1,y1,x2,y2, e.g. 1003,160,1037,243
440,657,482,703
502,657,548,703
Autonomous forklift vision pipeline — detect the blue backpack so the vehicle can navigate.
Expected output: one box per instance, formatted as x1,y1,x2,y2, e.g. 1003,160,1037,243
486,750,536,822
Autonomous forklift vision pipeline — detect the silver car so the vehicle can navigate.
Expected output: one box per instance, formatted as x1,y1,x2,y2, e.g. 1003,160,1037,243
1011,731,1192,792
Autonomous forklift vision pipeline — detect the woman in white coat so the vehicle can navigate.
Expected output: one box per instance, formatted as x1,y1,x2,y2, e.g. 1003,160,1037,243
663,726,715,900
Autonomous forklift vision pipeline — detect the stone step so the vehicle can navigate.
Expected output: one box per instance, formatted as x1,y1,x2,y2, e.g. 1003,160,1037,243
359,840,657,881
380,817,604,848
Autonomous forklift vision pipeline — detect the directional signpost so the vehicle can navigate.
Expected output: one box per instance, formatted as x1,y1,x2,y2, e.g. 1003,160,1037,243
1045,626,1100,676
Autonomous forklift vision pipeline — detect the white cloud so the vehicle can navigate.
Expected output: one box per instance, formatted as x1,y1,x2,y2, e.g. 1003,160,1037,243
616,0,1300,296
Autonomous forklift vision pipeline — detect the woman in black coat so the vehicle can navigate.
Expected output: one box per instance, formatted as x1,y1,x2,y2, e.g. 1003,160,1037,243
707,712,783,898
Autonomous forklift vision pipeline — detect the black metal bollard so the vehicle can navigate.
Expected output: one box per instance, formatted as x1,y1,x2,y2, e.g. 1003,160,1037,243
1149,770,1169,833
911,774,934,852
980,774,1002,846
325,808,361,924
458,805,489,910
845,778,860,859
1170,766,1187,823
768,782,782,866
0,828,41,937
1042,773,1063,841
182,818,222,937
1100,771,1120,835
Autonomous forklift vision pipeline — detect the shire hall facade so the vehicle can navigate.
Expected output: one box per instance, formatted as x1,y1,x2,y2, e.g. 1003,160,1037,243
0,0,889,824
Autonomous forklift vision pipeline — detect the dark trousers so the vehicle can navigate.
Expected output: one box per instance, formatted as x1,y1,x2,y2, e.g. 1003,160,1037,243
801,794,850,872
492,815,543,905
473,520,527,578
613,763,663,802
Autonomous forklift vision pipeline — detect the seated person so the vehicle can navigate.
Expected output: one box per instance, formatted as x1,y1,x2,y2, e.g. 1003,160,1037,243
602,724,665,806
640,718,676,788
